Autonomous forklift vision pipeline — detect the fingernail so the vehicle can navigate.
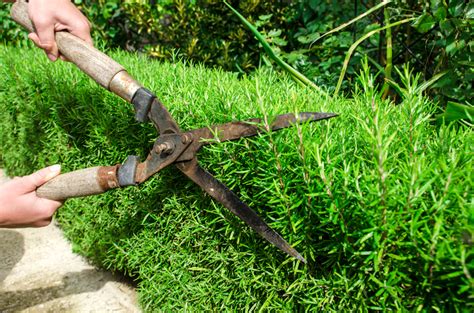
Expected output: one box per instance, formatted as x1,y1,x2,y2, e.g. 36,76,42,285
45,164,61,180
49,164,61,173
47,53,57,61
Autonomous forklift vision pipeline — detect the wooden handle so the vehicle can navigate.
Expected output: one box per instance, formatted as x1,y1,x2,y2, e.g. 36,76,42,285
10,1,142,102
37,166,120,201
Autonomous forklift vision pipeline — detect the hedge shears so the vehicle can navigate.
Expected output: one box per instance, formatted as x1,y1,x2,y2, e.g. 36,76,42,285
11,1,337,263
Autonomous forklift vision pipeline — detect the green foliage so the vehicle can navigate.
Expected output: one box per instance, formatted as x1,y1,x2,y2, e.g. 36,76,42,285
0,46,472,310
73,0,135,48
223,1,323,93
409,0,473,103
1,1,471,104
0,2,30,47
119,0,297,73
436,101,474,124
283,0,473,102
334,16,416,96
284,0,363,90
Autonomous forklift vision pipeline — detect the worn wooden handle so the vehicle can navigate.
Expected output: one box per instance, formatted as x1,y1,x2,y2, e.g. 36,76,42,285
37,166,120,201
10,1,142,102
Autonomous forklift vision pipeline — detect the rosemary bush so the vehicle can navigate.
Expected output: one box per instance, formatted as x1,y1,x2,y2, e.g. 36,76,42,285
0,46,472,310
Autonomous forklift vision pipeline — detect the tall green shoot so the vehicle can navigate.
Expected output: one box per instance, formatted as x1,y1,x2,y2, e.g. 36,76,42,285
223,1,323,94
334,17,415,96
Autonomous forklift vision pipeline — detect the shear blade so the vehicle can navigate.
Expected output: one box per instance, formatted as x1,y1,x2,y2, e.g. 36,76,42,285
196,112,336,144
177,112,337,162
176,159,306,263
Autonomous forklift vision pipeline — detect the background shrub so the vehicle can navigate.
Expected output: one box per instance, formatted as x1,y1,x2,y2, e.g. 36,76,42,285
1,0,472,103
121,0,297,73
0,46,472,310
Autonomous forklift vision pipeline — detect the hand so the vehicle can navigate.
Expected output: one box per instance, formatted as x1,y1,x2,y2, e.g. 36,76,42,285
0,165,63,228
27,0,93,61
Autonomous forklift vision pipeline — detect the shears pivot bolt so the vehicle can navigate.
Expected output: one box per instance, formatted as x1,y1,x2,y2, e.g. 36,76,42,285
181,133,193,144
155,141,175,155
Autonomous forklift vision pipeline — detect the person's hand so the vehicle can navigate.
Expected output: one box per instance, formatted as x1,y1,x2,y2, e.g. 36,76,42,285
0,165,63,228
27,0,93,61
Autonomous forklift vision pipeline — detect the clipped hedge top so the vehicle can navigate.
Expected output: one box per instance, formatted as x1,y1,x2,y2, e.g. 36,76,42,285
0,45,472,311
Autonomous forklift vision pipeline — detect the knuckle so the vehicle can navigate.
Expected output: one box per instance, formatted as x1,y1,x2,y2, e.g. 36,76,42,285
77,20,91,32
33,17,52,28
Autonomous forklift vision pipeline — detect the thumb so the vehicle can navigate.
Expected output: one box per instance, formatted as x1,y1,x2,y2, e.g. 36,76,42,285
28,33,42,49
25,164,62,189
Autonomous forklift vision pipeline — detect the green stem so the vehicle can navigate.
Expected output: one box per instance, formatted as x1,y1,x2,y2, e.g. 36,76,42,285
312,0,392,46
334,17,415,96
382,8,393,99
223,1,323,94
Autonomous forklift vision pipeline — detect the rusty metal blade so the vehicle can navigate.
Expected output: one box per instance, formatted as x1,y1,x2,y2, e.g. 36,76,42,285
176,159,307,263
196,112,336,144
176,112,336,162
147,98,181,134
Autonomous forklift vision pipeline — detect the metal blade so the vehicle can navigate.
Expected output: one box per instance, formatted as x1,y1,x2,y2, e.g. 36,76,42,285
176,159,307,263
147,98,181,134
176,112,337,162
196,112,336,144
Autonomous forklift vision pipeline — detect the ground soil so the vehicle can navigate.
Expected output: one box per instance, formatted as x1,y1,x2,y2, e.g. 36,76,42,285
0,171,141,312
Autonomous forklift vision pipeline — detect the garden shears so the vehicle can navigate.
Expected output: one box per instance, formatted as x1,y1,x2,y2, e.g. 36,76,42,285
11,1,337,263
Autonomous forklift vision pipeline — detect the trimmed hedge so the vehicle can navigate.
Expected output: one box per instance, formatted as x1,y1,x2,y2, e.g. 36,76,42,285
0,45,472,311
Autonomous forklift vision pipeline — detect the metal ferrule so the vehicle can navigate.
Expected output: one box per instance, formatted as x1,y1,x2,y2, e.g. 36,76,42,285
109,71,143,103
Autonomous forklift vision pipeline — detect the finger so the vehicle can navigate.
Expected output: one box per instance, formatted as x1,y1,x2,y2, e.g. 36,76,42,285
36,197,63,217
59,54,70,62
23,164,62,190
50,21,92,61
31,218,52,228
32,19,59,61
56,7,93,46
39,26,70,62
67,20,93,46
28,33,42,49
